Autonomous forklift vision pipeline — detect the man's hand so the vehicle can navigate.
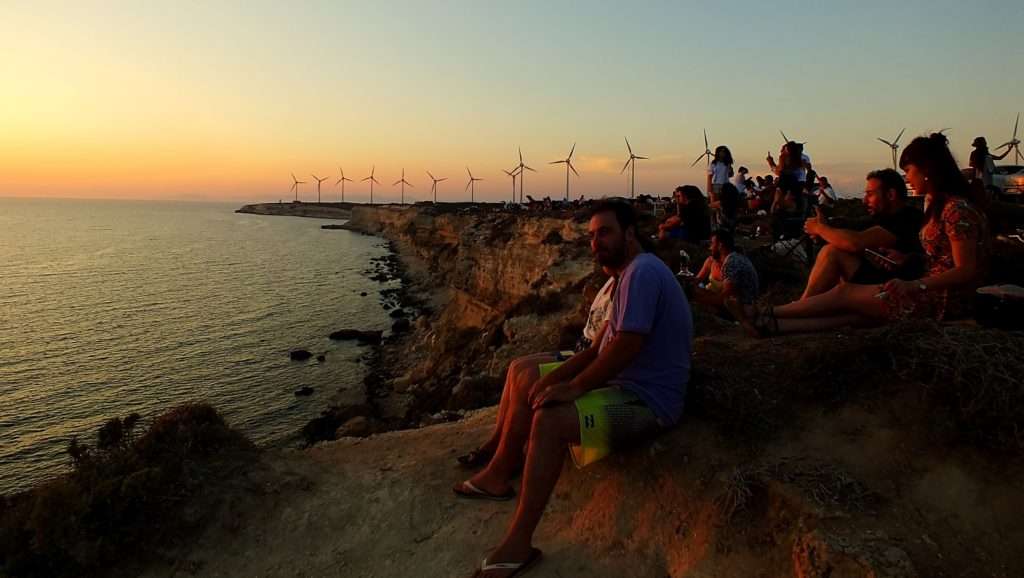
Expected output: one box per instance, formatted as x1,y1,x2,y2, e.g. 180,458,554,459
803,207,827,237
530,381,585,410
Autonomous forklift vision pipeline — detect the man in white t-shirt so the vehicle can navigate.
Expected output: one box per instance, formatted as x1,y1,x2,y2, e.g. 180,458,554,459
815,176,837,205
733,166,748,197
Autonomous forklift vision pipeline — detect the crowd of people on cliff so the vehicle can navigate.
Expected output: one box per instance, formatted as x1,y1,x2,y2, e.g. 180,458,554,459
456,131,1000,577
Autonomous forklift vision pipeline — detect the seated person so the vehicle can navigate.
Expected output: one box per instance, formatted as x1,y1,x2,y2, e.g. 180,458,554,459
800,168,924,299
709,182,741,231
752,133,988,336
690,229,759,319
815,176,837,206
457,266,617,468
658,185,711,242
455,200,692,577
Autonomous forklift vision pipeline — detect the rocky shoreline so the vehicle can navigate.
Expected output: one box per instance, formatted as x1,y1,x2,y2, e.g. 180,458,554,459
235,201,355,220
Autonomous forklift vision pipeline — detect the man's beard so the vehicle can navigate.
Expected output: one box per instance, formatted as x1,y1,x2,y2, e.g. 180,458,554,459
595,242,627,267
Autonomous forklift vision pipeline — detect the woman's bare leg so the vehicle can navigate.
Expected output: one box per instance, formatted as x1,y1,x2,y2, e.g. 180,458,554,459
774,282,888,319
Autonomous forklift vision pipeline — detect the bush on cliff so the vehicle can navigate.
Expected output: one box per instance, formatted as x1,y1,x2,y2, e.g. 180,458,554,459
0,403,255,578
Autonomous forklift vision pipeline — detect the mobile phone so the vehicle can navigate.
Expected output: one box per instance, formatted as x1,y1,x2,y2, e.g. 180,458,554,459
864,248,897,266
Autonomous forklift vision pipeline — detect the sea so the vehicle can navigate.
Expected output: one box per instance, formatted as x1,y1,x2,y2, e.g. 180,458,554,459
0,198,396,495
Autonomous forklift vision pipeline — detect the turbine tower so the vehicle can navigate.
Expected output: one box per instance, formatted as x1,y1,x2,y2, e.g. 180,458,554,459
690,129,713,167
511,148,536,203
997,113,1022,165
392,168,414,205
290,173,306,202
362,166,380,204
877,128,906,171
335,166,353,202
465,167,483,203
427,171,447,203
311,174,328,204
620,137,648,199
549,142,579,201
503,168,520,204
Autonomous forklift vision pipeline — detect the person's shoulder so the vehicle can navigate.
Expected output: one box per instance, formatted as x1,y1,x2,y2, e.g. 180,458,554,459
629,253,674,279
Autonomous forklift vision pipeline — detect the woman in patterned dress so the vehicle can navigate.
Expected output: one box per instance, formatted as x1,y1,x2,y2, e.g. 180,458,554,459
750,133,987,336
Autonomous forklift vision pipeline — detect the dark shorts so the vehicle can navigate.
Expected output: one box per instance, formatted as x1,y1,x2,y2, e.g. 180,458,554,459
850,255,924,285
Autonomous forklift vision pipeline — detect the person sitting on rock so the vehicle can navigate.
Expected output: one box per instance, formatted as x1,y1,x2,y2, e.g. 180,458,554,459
657,185,711,242
689,229,759,321
456,265,617,469
800,168,924,299
751,133,988,336
455,200,692,577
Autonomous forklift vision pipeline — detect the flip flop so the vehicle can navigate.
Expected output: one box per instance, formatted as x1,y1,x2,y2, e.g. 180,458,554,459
453,480,515,501
473,547,543,578
456,447,493,468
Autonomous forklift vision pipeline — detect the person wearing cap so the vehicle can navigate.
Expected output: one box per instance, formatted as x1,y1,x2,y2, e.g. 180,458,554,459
969,136,1011,189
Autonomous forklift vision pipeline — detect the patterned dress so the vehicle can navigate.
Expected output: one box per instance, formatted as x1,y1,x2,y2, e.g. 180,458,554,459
882,198,988,321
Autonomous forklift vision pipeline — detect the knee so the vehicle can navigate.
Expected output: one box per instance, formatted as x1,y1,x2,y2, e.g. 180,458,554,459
817,243,839,262
530,406,572,441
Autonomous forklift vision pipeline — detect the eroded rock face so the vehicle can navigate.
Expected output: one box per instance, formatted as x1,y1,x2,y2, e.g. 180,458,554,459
345,206,597,422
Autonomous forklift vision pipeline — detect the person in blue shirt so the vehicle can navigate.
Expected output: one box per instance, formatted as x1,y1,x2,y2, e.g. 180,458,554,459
454,200,692,577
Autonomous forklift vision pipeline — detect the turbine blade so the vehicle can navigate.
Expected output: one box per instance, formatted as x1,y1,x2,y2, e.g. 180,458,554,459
439,178,447,182
569,162,579,177
690,154,705,167
625,137,633,155
550,160,564,165
523,165,536,172
621,158,631,174
895,128,905,144
519,147,523,163
703,128,708,149
465,180,472,192
635,156,648,160
393,180,402,186
878,138,893,146
780,130,789,143
569,142,576,158
427,171,434,180
1015,113,1020,139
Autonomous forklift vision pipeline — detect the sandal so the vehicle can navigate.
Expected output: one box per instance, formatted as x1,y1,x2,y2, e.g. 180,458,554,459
456,447,494,468
472,547,543,577
453,480,516,501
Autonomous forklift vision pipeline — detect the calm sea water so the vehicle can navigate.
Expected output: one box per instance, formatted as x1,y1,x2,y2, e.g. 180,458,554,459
0,198,395,494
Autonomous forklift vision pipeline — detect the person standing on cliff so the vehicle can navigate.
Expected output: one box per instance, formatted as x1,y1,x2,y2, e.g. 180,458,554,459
454,200,692,577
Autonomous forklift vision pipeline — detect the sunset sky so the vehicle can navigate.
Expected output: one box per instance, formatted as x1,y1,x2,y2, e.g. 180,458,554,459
2,0,1022,202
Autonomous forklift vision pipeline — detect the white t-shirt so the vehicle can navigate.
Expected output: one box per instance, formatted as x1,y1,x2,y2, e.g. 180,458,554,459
707,161,731,185
817,186,837,203
732,173,747,195
582,276,616,342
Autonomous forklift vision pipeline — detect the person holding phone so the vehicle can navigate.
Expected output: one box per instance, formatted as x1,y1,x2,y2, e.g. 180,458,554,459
750,133,988,336
799,168,924,299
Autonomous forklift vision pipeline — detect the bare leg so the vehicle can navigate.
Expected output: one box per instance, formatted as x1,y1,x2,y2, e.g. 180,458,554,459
464,361,550,495
801,245,861,299
481,404,580,576
480,354,555,453
775,282,888,320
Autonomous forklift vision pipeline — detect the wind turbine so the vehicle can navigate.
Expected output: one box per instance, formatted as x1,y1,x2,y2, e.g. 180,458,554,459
877,128,906,171
549,142,579,201
362,166,380,204
511,148,536,203
290,173,306,202
621,137,648,199
690,129,713,167
465,167,483,203
392,168,414,205
997,113,1022,165
503,168,519,204
311,174,329,204
780,130,807,146
335,166,353,202
426,171,447,203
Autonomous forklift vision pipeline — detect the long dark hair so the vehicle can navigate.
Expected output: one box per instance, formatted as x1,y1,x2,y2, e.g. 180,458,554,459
899,133,972,221
714,146,734,166
780,141,803,173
